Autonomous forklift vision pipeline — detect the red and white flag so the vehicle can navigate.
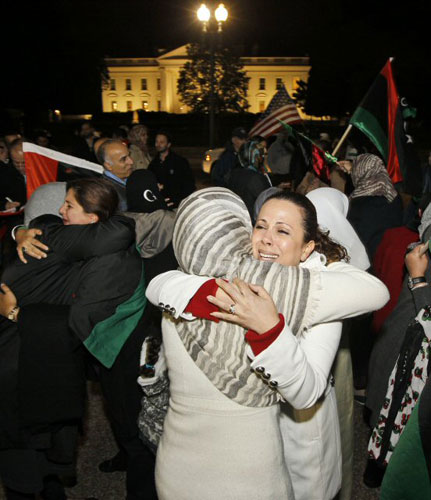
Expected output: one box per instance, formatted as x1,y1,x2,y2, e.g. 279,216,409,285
249,84,302,138
23,142,103,199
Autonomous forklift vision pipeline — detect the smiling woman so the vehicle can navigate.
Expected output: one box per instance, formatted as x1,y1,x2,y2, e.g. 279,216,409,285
145,187,389,500
253,191,348,267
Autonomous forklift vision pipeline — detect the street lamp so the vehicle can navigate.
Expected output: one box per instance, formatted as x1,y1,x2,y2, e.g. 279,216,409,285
196,3,228,148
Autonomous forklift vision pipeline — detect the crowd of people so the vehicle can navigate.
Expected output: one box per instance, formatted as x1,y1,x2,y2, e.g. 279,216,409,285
0,119,430,500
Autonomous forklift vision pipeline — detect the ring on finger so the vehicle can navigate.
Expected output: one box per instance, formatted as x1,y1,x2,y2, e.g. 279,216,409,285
22,246,27,253
229,303,236,315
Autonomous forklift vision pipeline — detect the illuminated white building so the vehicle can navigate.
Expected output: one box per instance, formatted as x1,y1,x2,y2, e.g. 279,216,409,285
102,45,310,115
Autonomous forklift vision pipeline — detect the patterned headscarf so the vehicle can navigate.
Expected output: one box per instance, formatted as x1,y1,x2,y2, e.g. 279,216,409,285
172,187,319,407
239,139,267,173
350,154,398,202
128,124,149,152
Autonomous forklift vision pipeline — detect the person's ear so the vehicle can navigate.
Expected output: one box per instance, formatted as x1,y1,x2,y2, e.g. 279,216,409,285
300,240,315,262
89,214,99,224
104,160,112,172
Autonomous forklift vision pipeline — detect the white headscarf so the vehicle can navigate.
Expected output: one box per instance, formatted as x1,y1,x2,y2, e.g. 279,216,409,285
306,187,370,270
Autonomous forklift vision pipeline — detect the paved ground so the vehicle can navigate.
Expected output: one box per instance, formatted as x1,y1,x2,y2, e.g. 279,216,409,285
0,385,380,500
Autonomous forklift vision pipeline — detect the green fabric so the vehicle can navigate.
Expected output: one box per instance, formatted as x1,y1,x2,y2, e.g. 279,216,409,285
350,107,388,161
380,398,431,500
84,270,147,368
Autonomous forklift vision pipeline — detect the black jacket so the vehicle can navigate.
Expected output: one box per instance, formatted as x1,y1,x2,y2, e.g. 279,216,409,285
149,150,195,207
0,214,143,448
0,164,26,210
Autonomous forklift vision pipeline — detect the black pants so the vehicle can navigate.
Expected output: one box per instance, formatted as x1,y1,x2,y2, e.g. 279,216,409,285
97,307,158,500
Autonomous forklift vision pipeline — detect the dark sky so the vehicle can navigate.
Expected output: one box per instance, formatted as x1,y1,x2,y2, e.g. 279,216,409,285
1,0,430,118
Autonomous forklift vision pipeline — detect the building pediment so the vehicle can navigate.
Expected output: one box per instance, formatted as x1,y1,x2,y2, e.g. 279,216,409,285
157,45,189,61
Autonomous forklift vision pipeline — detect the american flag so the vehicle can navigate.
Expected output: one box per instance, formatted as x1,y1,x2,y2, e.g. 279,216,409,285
249,84,302,138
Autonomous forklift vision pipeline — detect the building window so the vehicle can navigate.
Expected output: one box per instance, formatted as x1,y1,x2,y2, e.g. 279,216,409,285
157,78,161,91
276,78,283,89
111,101,118,111
142,100,148,111
259,78,266,90
125,79,132,90
157,100,161,111
259,100,266,112
126,100,133,111
110,79,116,91
141,78,147,91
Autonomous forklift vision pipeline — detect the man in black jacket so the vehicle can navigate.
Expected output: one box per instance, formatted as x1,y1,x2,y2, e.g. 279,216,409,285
148,130,195,208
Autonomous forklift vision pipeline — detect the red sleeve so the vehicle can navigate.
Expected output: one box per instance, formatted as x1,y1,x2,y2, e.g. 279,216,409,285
245,314,285,355
184,279,220,322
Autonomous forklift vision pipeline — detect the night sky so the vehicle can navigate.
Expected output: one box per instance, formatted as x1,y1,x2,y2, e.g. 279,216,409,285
1,0,430,119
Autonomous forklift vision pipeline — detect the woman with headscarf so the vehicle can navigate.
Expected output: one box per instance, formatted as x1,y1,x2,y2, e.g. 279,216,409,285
145,187,388,500
226,137,271,217
338,153,404,395
128,124,152,170
340,153,403,260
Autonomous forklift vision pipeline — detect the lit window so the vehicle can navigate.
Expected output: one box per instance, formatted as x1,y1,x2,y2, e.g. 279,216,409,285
259,78,266,90
141,78,147,91
276,78,283,90
157,100,161,111
142,100,148,111
259,100,266,112
157,78,161,91
111,101,118,111
110,79,116,91
127,101,133,111
125,79,132,90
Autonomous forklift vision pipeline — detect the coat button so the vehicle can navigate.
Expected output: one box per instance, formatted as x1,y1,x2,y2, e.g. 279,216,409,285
269,380,278,388
263,372,271,380
255,366,265,373
169,307,176,315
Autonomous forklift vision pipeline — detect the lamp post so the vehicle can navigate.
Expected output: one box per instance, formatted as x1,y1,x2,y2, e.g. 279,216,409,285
197,3,228,148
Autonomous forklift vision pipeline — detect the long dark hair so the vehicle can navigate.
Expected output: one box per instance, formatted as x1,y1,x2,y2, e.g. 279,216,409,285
263,191,349,264
66,178,118,222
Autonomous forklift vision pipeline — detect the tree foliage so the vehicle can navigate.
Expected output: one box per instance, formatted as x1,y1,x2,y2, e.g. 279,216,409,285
292,79,308,113
177,43,249,113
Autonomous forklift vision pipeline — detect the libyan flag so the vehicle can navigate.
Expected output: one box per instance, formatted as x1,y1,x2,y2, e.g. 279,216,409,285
349,59,422,194
280,121,335,184
23,142,104,200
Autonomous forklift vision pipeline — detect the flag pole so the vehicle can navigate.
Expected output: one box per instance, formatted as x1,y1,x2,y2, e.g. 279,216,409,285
331,124,353,157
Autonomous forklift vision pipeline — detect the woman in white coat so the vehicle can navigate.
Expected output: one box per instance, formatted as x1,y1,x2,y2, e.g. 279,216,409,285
146,188,388,500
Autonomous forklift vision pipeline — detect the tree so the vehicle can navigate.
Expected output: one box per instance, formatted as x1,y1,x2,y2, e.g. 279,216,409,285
177,43,249,113
292,79,308,113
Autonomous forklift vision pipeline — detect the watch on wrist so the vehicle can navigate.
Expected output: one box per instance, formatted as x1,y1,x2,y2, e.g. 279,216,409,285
408,276,427,290
7,306,20,322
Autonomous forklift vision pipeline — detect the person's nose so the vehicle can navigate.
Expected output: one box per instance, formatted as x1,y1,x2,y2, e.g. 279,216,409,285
261,229,273,245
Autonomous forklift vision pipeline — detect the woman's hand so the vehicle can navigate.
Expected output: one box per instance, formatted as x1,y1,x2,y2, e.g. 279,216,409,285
207,278,280,334
337,160,352,174
16,228,49,263
405,242,429,278
0,283,18,319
